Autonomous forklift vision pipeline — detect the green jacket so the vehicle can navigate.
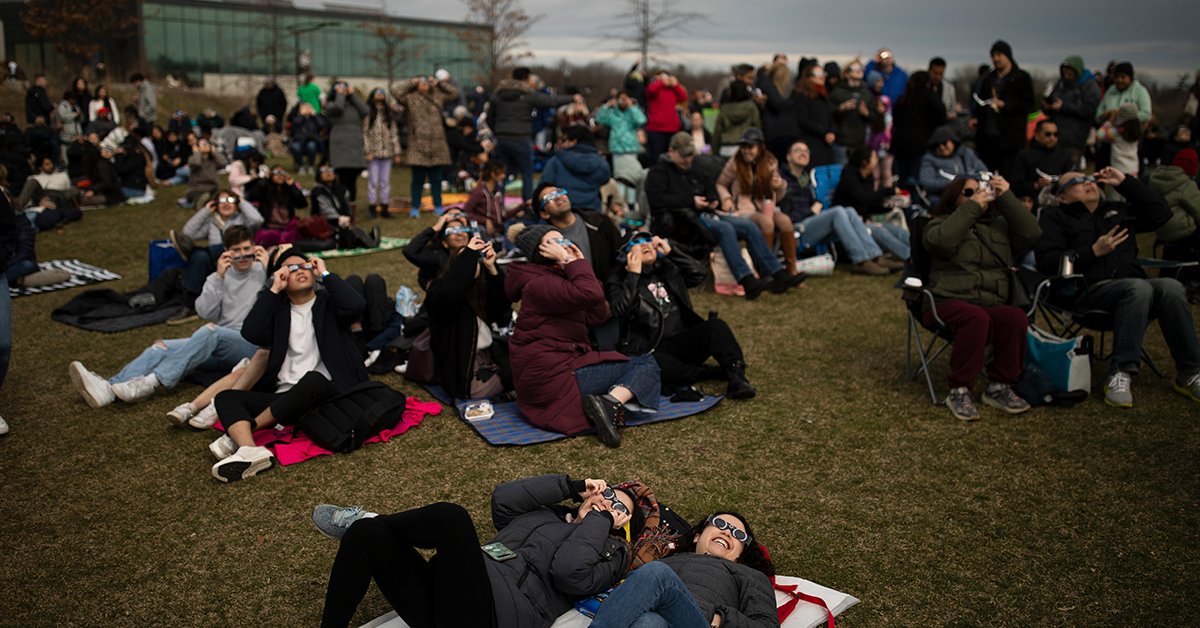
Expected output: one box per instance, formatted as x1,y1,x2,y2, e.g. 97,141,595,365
923,191,1042,307
1149,165,1200,243
713,100,761,154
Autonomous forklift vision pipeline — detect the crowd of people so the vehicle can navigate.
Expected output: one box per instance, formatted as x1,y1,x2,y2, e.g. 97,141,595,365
0,40,1199,625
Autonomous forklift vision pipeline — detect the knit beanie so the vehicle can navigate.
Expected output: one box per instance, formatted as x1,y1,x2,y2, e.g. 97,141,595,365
990,40,1014,63
1172,148,1199,179
823,61,841,80
513,223,554,263
1112,61,1134,79
1114,103,1140,126
866,70,883,86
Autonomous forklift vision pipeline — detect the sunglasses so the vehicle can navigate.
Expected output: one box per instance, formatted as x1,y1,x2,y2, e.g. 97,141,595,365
600,487,631,516
230,254,255,262
1057,175,1097,192
219,196,238,204
443,225,474,236
285,263,315,272
707,515,752,544
622,237,653,253
541,190,568,205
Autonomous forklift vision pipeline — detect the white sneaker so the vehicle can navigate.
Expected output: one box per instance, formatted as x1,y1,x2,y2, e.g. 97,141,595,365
69,361,115,408
212,445,275,483
1104,372,1133,408
394,361,407,374
209,434,238,460
0,415,8,435
364,349,380,368
166,403,195,427
188,402,219,430
111,374,159,403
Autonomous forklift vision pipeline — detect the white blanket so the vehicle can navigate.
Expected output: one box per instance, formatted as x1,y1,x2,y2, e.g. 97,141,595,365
361,575,858,628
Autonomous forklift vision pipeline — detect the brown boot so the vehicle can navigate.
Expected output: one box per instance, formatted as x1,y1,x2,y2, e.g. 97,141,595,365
875,255,906,271
851,260,890,276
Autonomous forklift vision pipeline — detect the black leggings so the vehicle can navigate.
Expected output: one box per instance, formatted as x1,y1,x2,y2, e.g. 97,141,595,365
334,167,360,202
654,318,744,387
321,502,494,628
214,371,339,430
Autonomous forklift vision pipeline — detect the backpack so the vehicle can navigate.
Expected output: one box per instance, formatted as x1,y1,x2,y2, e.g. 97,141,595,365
296,381,409,453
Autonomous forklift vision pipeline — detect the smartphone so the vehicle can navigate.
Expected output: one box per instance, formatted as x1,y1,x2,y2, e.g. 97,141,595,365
482,542,517,561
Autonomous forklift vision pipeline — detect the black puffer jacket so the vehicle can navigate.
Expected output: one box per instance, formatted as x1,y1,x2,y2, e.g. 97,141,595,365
605,248,707,356
658,553,779,627
1034,177,1171,284
487,79,572,139
486,474,630,628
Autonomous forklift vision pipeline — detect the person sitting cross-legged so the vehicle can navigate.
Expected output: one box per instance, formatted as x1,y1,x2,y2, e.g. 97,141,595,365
1035,167,1200,407
606,231,756,399
208,250,368,482
68,226,267,410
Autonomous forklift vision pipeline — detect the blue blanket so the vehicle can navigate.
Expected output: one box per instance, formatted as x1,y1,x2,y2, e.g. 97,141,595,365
424,385,723,446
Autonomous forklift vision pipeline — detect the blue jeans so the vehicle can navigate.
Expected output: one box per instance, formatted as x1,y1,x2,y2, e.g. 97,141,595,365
575,353,661,413
797,206,882,264
699,213,783,281
1084,278,1200,377
5,258,38,284
291,139,320,168
122,186,148,200
167,164,190,186
410,166,444,211
591,562,709,628
868,220,910,260
494,137,533,201
0,274,11,388
109,324,256,388
182,245,223,297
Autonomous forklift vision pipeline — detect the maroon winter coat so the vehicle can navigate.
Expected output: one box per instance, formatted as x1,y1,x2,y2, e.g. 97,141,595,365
505,259,628,435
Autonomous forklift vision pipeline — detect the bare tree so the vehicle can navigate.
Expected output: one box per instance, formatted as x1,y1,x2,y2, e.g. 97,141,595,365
22,0,139,73
605,0,705,71
461,0,541,85
364,22,417,92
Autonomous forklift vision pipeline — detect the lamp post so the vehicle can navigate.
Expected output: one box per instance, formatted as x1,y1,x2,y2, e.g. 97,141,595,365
287,21,341,76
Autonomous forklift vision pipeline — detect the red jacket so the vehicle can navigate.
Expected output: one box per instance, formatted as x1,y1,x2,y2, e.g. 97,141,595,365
645,79,688,133
504,259,627,435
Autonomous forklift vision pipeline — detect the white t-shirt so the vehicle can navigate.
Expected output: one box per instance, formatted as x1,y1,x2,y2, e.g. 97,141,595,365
276,297,331,393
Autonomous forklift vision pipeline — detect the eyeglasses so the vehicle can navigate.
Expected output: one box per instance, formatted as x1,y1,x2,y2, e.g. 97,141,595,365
443,225,474,235
1058,175,1096,192
219,196,238,204
600,487,631,516
542,189,568,205
622,237,653,252
706,515,752,544
272,169,287,176
285,263,315,272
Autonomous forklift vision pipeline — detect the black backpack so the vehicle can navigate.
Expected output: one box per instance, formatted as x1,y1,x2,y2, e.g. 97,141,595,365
297,381,410,453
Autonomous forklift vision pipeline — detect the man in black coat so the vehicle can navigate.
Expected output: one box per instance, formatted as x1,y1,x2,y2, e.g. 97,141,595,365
1034,167,1200,408
972,40,1034,177
605,231,755,397
256,79,288,133
210,249,368,482
486,67,573,202
1012,119,1076,191
24,74,53,124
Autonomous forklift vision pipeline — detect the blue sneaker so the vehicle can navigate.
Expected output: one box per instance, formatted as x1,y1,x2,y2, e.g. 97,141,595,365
312,504,373,540
408,207,420,219
434,206,446,216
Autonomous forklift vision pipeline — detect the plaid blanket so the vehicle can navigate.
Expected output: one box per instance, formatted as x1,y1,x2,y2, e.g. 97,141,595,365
9,259,122,298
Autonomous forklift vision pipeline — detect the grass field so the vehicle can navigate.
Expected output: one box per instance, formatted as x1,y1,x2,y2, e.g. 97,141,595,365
1,91,1199,625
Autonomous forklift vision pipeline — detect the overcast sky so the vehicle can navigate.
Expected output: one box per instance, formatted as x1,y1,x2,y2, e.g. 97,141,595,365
311,0,1200,84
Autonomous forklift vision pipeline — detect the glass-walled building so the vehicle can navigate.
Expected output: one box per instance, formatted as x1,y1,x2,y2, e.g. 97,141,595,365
141,0,489,82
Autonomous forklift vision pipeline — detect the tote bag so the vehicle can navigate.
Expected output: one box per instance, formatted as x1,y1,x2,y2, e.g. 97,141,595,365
1026,325,1091,393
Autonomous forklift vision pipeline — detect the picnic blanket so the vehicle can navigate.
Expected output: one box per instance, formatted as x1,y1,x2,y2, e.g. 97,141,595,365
424,385,722,446
309,237,410,260
361,574,859,628
403,193,525,212
9,259,121,298
214,396,441,466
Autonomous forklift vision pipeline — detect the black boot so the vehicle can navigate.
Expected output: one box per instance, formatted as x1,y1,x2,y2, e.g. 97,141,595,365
367,204,377,218
368,225,382,248
379,203,393,219
696,365,726,381
724,361,756,399
739,275,772,301
582,394,624,447
770,269,807,293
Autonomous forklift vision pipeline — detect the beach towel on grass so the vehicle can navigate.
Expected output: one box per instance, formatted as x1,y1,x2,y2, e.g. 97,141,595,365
9,259,121,297
360,574,859,628
309,237,410,260
424,385,722,446
215,396,441,465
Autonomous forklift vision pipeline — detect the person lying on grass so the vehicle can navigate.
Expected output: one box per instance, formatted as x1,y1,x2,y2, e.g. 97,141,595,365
311,474,647,628
208,247,366,483
590,510,779,628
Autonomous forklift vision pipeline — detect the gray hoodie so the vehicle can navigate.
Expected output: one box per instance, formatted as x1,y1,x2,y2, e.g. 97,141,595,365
194,262,266,330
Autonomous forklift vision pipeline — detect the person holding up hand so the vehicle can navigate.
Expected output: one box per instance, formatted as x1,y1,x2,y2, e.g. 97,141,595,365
1036,166,1200,407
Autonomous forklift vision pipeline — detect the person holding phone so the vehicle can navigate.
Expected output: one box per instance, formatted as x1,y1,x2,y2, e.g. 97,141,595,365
208,247,367,482
1036,167,1200,408
504,224,661,447
316,474,646,628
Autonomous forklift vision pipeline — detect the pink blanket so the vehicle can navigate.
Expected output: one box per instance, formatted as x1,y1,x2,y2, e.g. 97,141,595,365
217,397,442,466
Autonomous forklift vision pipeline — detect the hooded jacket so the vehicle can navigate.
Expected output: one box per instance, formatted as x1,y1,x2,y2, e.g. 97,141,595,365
1149,165,1200,243
923,191,1042,307
594,103,647,155
713,101,762,154
488,79,573,139
485,474,631,628
1048,56,1101,150
645,78,688,133
1095,79,1152,124
918,132,988,195
1034,177,1171,284
504,259,627,435
540,143,612,211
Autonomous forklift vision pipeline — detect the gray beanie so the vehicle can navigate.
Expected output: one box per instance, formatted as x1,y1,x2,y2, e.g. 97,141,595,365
514,224,554,263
